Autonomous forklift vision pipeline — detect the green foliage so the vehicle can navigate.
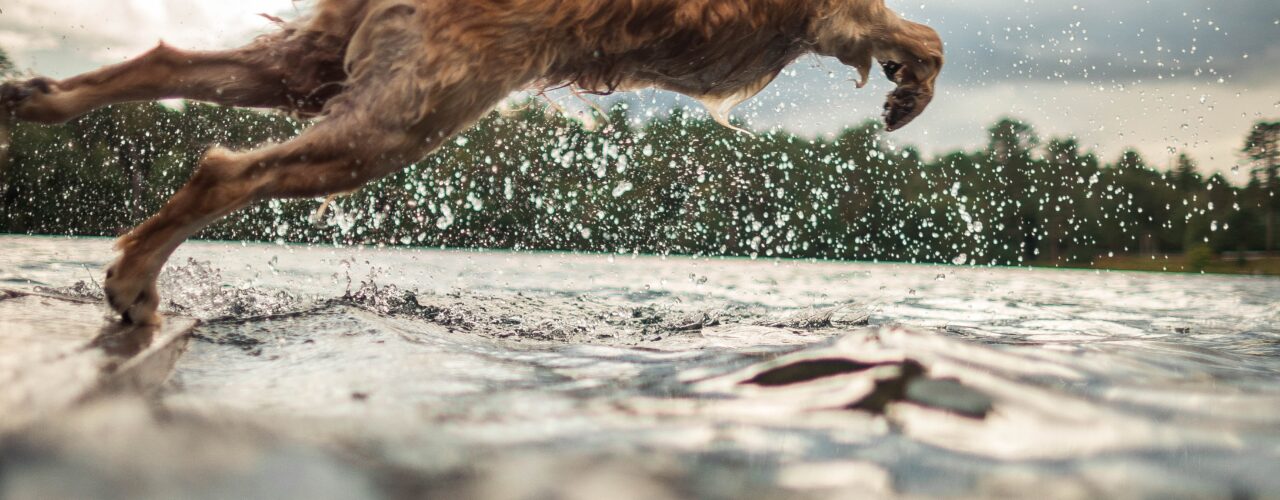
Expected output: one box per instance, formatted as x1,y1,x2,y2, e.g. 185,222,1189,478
1243,121,1280,169
0,100,1273,266
1242,121,1280,250
0,48,12,76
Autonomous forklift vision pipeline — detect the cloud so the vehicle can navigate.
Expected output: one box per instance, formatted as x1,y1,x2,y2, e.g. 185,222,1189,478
0,0,298,75
0,29,58,54
897,0,1280,84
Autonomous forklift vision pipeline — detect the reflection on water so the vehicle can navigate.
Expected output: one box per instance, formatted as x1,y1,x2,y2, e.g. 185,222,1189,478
1,235,1279,498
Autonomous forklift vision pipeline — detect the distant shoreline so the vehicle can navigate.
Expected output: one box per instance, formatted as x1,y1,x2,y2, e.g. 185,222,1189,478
5,232,1279,279
1036,254,1280,277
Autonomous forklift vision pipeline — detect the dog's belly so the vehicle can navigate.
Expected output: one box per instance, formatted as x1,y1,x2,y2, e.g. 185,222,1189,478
626,38,804,98
524,0,810,99
572,31,806,101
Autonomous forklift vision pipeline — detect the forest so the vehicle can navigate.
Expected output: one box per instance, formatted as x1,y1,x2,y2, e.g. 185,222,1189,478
2,50,1278,272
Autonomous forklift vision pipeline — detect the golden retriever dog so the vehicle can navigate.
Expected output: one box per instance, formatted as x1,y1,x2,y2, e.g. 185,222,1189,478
0,0,942,325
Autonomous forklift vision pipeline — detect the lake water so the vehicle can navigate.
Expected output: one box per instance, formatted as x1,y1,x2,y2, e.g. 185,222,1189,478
2,234,1279,499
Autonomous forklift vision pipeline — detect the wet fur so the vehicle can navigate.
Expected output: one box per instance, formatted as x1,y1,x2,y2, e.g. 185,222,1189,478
0,0,942,324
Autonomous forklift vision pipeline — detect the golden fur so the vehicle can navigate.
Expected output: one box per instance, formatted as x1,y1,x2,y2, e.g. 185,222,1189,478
0,0,942,324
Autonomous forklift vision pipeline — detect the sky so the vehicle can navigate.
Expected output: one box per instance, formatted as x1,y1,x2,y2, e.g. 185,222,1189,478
1,0,1278,180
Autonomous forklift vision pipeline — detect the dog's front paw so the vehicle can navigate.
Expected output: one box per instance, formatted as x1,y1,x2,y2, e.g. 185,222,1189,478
104,259,162,326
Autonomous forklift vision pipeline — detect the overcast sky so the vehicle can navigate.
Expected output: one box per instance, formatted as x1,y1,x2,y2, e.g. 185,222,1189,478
1,0,1277,179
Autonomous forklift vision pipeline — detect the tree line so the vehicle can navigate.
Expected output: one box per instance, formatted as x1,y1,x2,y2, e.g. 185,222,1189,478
1,57,1277,267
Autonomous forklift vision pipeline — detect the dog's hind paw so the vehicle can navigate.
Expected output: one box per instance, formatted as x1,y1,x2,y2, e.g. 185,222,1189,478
2,77,47,104
1,77,64,122
104,260,162,326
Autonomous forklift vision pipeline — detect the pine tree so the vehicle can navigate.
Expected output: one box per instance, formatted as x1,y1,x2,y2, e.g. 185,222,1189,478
1243,121,1280,252
1173,153,1199,192
1,47,14,189
0,48,13,75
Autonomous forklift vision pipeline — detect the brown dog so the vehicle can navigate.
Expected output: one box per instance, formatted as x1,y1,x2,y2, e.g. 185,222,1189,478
0,0,942,325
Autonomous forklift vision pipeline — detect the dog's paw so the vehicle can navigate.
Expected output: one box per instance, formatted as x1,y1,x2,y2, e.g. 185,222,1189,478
1,77,50,106
1,77,66,123
104,260,162,326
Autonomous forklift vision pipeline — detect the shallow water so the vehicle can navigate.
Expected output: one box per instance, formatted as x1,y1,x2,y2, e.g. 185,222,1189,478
2,234,1279,499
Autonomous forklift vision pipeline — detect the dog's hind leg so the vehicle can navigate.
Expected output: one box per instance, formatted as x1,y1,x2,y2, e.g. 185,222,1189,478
102,4,524,324
0,34,335,124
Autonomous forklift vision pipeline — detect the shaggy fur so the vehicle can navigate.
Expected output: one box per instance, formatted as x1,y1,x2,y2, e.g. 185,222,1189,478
0,0,942,325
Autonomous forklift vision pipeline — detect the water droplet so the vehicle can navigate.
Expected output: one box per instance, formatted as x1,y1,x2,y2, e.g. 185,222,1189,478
611,181,634,197
436,205,455,229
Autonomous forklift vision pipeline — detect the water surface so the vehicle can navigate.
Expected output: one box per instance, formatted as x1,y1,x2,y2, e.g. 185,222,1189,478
2,235,1278,499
